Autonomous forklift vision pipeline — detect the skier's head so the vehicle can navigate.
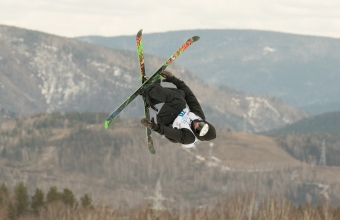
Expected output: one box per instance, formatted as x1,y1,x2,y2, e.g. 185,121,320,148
191,120,216,141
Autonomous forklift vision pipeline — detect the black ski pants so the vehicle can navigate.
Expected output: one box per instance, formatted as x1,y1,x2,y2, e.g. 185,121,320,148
145,84,186,126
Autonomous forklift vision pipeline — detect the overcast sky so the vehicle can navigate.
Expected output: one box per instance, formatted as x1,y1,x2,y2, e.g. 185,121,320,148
1,0,340,38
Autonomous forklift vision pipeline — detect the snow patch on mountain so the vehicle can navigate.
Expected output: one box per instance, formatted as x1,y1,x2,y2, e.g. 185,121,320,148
232,97,240,106
263,46,276,55
113,68,121,76
244,96,293,131
246,96,280,118
89,60,111,73
30,43,90,111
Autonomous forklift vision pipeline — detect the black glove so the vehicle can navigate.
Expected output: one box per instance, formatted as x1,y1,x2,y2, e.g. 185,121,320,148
150,117,160,131
141,117,160,131
161,70,176,83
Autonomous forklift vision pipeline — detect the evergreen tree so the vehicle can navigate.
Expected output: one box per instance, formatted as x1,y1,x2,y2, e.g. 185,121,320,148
0,183,8,206
46,186,60,203
61,188,76,206
14,182,28,217
80,194,92,208
31,188,44,215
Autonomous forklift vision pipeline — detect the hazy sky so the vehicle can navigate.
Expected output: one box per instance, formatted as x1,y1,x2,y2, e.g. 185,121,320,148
1,0,340,38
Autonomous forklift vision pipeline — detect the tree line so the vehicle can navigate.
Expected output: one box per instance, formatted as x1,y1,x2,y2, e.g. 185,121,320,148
0,182,91,219
1,182,340,220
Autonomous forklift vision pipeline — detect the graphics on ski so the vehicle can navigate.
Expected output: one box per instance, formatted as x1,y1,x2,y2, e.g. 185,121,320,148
104,32,200,141
136,29,156,154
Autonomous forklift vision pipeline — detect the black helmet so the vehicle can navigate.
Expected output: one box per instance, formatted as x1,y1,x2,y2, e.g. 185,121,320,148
191,120,216,141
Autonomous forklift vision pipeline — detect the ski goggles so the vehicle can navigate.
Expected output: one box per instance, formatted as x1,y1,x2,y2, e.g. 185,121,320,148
192,120,209,136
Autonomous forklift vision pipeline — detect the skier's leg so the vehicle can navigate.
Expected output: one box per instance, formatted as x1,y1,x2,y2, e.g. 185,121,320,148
145,84,185,107
167,88,185,99
148,87,185,105
155,103,185,125
145,84,186,125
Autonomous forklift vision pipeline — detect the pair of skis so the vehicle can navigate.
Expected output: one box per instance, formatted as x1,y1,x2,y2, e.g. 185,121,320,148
104,29,200,154
136,29,157,154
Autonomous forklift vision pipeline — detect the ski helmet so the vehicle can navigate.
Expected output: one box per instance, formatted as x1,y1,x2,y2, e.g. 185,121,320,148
191,120,216,141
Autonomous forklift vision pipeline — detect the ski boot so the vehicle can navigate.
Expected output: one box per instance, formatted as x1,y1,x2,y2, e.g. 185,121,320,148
139,75,162,112
144,96,159,112
142,74,162,85
160,70,175,79
138,90,159,112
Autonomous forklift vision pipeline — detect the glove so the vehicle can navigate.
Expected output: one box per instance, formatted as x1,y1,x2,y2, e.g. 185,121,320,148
141,117,160,131
151,117,160,131
161,70,176,83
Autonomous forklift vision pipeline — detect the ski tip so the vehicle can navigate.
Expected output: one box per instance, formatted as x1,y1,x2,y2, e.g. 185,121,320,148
192,36,200,42
104,120,111,129
149,148,156,154
137,29,143,37
148,141,156,154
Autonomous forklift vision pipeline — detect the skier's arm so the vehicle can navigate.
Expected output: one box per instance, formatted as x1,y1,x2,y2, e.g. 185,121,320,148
154,124,196,144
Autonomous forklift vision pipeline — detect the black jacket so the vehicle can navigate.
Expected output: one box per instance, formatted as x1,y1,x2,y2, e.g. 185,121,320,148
154,79,205,145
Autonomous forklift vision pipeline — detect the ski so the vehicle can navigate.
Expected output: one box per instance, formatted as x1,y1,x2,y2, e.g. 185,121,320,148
136,29,156,154
104,35,200,130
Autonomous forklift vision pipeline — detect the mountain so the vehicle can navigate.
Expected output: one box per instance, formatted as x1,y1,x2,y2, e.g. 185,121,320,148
261,111,340,167
2,112,340,206
0,25,307,132
76,29,340,114
263,111,340,135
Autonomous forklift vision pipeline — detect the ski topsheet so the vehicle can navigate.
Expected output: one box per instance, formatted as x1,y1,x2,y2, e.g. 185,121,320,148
104,35,200,129
136,29,156,154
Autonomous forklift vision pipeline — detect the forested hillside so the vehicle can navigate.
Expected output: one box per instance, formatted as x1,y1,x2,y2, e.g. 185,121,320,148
1,181,340,220
1,112,340,207
262,111,340,166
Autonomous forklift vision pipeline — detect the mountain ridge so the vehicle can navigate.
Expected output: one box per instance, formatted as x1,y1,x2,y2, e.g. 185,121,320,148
0,24,307,132
76,29,340,114
263,110,340,135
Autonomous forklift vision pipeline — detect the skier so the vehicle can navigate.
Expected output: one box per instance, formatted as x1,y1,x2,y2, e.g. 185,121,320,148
140,70,216,148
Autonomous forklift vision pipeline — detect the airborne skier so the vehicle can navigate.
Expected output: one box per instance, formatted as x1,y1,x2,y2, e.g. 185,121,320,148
104,35,199,130
140,70,216,148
